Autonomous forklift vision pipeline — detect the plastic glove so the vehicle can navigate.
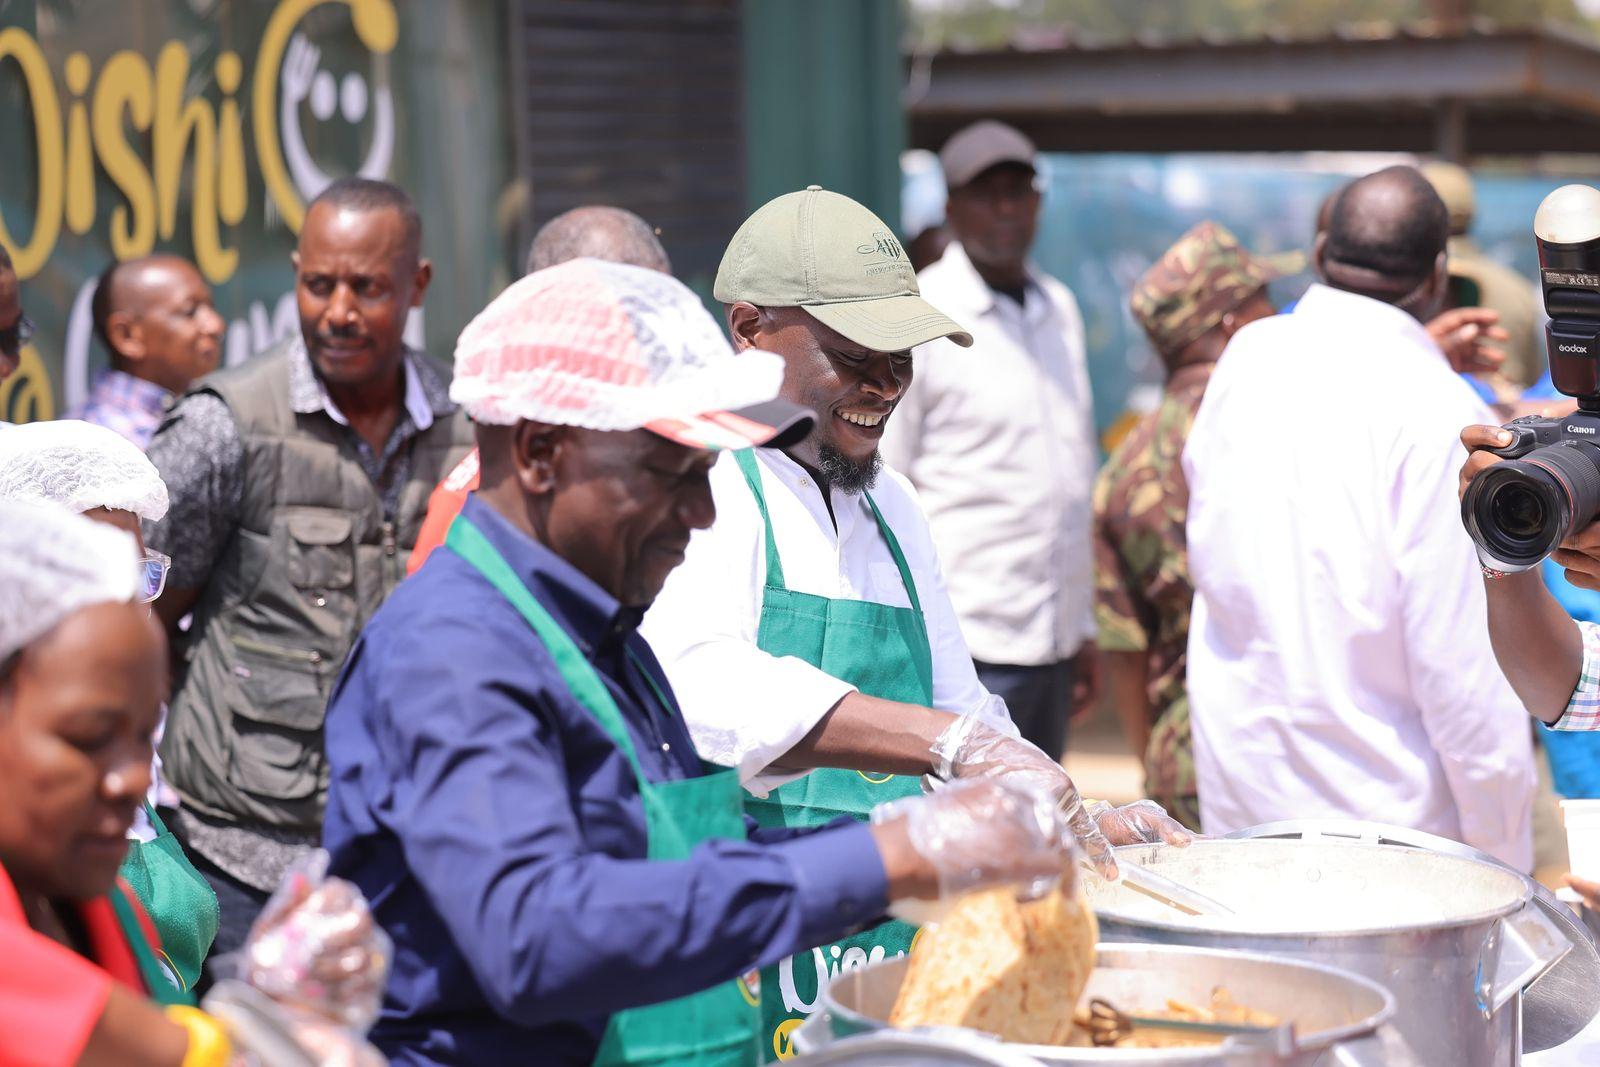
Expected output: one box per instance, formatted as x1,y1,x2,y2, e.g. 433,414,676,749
873,777,1075,909
203,979,385,1067
1086,799,1193,848
242,850,391,1033
931,712,1119,879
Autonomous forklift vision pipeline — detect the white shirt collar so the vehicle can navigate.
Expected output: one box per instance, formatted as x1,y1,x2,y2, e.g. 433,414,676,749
1294,283,1441,363
932,241,1045,319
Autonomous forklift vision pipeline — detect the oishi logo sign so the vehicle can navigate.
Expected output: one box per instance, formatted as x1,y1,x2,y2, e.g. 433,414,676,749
0,0,403,418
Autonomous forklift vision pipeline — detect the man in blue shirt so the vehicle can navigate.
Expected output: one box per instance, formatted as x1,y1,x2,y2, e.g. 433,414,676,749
322,258,1079,1066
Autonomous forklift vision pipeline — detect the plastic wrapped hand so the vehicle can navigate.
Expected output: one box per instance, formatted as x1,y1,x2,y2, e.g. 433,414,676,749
242,850,391,1033
1086,799,1193,848
873,777,1074,909
930,711,1119,879
202,980,384,1067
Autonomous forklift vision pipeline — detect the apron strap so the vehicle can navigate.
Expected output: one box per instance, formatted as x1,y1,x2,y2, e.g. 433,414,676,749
732,449,787,590
445,515,651,787
862,493,924,617
107,884,190,1006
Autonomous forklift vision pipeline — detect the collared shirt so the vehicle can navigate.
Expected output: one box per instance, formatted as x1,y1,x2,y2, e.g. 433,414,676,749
323,495,887,1067
1553,621,1600,732
881,241,1098,665
146,336,449,590
1092,364,1213,806
144,336,454,886
66,368,174,449
1183,284,1535,870
640,447,1007,796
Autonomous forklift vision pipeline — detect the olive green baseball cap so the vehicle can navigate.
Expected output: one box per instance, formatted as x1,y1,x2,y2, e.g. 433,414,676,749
715,185,974,351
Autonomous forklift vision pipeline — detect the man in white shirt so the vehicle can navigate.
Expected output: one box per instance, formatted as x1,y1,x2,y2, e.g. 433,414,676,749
1182,165,1535,869
881,121,1098,761
642,185,1186,1053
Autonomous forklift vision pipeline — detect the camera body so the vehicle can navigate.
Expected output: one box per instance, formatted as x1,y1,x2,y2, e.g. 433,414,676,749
1462,185,1600,570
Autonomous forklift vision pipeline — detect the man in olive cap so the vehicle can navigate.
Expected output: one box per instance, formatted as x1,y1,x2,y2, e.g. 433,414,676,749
642,185,1188,1057
1092,222,1281,832
882,119,1099,764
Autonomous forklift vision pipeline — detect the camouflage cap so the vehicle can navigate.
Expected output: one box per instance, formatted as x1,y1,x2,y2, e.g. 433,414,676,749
1130,221,1294,357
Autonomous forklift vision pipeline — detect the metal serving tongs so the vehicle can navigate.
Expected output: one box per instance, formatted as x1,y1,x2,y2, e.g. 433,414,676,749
1084,856,1238,918
1085,997,1296,1052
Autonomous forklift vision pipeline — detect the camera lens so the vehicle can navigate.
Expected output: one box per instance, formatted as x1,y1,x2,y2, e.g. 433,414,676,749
1462,442,1600,569
1489,484,1549,541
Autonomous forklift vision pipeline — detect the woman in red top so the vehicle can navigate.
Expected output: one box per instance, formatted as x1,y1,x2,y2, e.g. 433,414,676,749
0,501,225,1066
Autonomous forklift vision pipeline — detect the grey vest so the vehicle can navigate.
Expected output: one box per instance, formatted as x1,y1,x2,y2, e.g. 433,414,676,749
163,341,474,833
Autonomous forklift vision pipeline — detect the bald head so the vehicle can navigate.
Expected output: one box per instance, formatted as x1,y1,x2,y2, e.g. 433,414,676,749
526,206,671,276
92,254,224,393
1316,166,1448,318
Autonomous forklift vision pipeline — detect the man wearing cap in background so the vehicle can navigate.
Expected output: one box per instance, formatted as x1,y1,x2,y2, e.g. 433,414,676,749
1422,161,1543,391
321,258,1078,1066
1092,223,1281,833
643,186,1187,1057
881,120,1098,763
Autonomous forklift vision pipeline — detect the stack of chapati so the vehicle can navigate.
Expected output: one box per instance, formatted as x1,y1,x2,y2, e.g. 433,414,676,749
889,884,1097,1045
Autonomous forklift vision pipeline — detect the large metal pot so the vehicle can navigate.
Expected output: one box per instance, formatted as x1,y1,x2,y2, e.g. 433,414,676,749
1225,820,1600,1054
1086,838,1571,1067
794,943,1418,1065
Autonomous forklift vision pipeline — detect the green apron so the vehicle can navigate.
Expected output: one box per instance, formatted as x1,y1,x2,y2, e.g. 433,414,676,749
446,515,761,1067
108,880,195,1007
732,450,934,1062
118,801,219,992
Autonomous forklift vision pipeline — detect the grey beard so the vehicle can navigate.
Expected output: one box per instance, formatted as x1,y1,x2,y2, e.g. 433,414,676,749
816,443,881,494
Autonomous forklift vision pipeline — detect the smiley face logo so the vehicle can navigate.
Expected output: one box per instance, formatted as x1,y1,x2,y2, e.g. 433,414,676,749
280,30,395,204
772,1018,804,1060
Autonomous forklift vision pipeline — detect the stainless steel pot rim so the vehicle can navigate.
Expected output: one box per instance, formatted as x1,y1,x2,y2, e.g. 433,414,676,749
824,942,1399,1055
1094,840,1531,939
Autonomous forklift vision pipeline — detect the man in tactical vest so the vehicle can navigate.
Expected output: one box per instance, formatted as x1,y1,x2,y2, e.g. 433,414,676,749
143,177,474,966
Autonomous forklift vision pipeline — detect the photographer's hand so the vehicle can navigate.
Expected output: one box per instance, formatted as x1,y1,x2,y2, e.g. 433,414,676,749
1459,424,1584,723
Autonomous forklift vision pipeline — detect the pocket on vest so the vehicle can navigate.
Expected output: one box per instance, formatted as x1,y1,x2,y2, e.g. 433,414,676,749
226,635,327,800
286,508,355,590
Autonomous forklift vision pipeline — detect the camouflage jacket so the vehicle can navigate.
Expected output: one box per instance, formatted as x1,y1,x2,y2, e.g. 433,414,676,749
1092,364,1211,812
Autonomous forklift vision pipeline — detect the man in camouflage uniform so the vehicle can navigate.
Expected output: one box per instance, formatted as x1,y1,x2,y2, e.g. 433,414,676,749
1093,223,1284,830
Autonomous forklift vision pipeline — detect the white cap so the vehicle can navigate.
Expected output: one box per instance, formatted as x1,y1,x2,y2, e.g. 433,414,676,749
0,420,169,520
0,500,142,662
451,259,813,451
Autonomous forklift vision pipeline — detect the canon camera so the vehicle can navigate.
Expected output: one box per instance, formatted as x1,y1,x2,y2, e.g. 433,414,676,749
1463,184,1600,571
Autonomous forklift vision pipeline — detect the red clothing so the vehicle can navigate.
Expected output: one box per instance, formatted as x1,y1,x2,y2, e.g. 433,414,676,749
0,865,159,1067
407,447,480,575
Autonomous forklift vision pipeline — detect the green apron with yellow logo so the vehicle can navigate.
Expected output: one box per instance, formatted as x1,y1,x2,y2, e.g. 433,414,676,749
108,880,196,1007
118,801,219,993
732,450,934,1062
447,515,761,1067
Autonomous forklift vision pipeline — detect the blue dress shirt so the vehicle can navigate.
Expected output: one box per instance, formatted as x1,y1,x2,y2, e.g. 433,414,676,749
322,495,889,1066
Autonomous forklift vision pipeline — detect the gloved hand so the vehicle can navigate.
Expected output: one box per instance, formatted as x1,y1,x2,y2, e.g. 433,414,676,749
931,712,1119,879
872,777,1074,908
242,850,391,1033
1086,799,1193,848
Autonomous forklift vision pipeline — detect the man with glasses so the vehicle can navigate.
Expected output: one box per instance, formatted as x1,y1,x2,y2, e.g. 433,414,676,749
0,243,33,388
882,120,1099,762
0,419,217,992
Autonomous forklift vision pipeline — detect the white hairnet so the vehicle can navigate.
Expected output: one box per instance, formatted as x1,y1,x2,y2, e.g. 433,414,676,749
0,420,169,520
0,500,142,663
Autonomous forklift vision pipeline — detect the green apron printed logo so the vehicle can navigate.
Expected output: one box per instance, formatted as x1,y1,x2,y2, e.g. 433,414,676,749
856,770,895,784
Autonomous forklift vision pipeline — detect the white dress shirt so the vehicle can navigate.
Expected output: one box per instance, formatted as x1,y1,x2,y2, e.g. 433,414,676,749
640,447,1005,795
881,242,1097,666
1182,284,1535,870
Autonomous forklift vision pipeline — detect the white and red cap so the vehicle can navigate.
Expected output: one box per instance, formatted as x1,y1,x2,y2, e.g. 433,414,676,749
451,258,813,451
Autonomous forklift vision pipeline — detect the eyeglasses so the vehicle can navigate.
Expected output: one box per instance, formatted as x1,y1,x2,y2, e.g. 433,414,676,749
0,312,34,356
137,550,171,604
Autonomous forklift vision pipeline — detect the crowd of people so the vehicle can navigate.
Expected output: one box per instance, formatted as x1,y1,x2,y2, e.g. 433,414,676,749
0,114,1597,1065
